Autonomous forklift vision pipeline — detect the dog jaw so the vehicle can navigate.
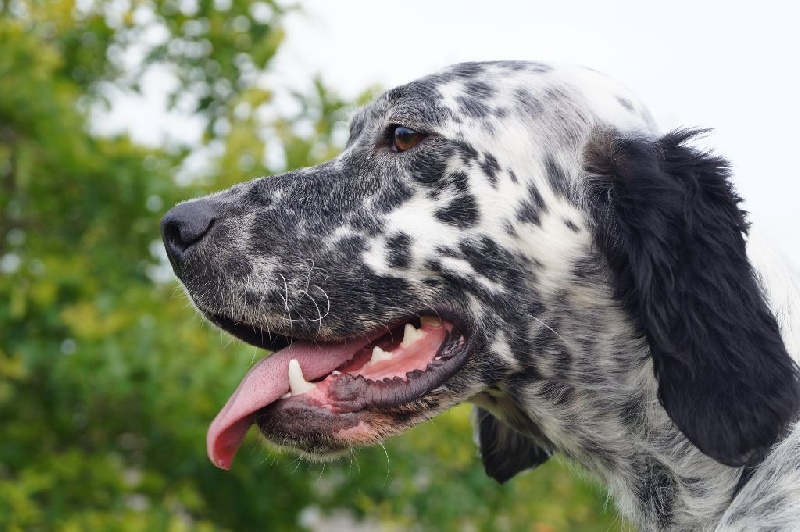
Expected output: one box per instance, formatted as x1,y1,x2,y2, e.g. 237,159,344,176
207,316,474,469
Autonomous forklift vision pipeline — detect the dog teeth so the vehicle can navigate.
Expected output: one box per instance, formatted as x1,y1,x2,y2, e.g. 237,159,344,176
288,359,316,396
401,323,425,348
420,316,442,328
369,346,393,366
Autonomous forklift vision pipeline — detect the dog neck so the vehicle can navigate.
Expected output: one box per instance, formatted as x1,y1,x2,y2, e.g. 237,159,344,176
486,252,746,530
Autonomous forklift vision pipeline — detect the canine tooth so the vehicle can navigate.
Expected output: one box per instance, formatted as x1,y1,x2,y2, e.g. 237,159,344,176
288,359,316,395
332,370,341,375
420,316,442,328
369,346,393,365
401,323,425,348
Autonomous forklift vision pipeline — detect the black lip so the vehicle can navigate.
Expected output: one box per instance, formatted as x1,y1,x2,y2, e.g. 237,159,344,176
209,309,476,413
254,322,477,452
209,314,293,352
208,309,472,355
322,327,475,412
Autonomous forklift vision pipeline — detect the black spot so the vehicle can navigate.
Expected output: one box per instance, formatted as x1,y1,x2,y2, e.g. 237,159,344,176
435,269,498,304
434,245,461,259
446,111,464,125
526,62,553,73
563,218,580,233
681,476,709,499
571,432,619,471
480,60,548,73
504,336,542,378
516,183,548,225
480,153,501,187
617,96,634,112
349,211,384,236
388,80,448,112
448,171,469,192
424,259,442,273
515,88,544,115
526,299,546,317
508,169,518,183
453,140,480,165
550,347,571,379
448,62,486,77
409,142,452,185
539,381,574,406
434,194,479,228
528,182,546,209
372,179,414,213
620,392,646,429
459,236,526,289
334,235,367,256
516,203,540,225
465,81,495,98
544,154,570,198
457,95,491,118
634,460,676,526
543,86,571,104
385,232,412,269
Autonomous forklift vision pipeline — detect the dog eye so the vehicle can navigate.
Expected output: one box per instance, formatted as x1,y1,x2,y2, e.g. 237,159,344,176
390,126,427,153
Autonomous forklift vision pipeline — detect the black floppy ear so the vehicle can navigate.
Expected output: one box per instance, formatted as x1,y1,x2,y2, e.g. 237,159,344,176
585,128,800,467
472,407,551,483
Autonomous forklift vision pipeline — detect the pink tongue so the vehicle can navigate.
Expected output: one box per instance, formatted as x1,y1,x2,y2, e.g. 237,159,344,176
207,335,376,470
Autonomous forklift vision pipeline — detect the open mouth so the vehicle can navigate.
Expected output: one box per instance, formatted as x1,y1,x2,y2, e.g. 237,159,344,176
205,314,470,470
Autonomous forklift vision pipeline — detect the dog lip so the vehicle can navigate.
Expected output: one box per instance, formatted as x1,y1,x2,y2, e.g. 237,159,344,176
205,311,472,469
326,327,468,409
207,308,470,352
253,323,474,454
208,314,293,352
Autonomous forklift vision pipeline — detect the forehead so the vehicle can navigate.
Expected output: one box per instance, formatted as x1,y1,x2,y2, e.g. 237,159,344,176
350,61,655,137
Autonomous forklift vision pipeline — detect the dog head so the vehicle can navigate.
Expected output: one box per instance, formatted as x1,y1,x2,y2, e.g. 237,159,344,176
162,61,799,477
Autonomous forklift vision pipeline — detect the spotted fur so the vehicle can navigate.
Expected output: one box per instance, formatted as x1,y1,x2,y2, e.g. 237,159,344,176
162,61,800,530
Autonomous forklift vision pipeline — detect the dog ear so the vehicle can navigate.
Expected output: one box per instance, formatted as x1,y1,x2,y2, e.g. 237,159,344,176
585,128,800,467
472,406,551,483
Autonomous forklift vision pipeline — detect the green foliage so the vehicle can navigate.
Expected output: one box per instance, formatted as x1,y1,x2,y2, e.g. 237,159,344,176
0,1,628,530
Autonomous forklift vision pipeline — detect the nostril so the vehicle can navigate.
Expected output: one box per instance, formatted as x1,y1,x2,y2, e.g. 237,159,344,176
162,218,207,258
160,200,217,262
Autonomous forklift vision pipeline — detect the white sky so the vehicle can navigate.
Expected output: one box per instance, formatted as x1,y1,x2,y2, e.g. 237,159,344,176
116,0,800,263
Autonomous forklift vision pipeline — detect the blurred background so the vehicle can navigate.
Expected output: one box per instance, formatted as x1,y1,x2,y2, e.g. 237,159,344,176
0,1,796,530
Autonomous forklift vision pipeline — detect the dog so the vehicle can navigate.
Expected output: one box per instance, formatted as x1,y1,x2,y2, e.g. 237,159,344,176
161,61,800,530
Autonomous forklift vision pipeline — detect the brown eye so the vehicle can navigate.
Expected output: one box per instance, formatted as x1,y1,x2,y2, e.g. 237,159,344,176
391,126,426,153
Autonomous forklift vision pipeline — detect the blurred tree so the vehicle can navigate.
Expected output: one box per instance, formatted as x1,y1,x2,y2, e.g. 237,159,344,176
0,1,628,530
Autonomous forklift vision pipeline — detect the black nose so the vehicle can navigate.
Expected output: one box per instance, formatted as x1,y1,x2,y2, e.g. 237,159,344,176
160,200,216,263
